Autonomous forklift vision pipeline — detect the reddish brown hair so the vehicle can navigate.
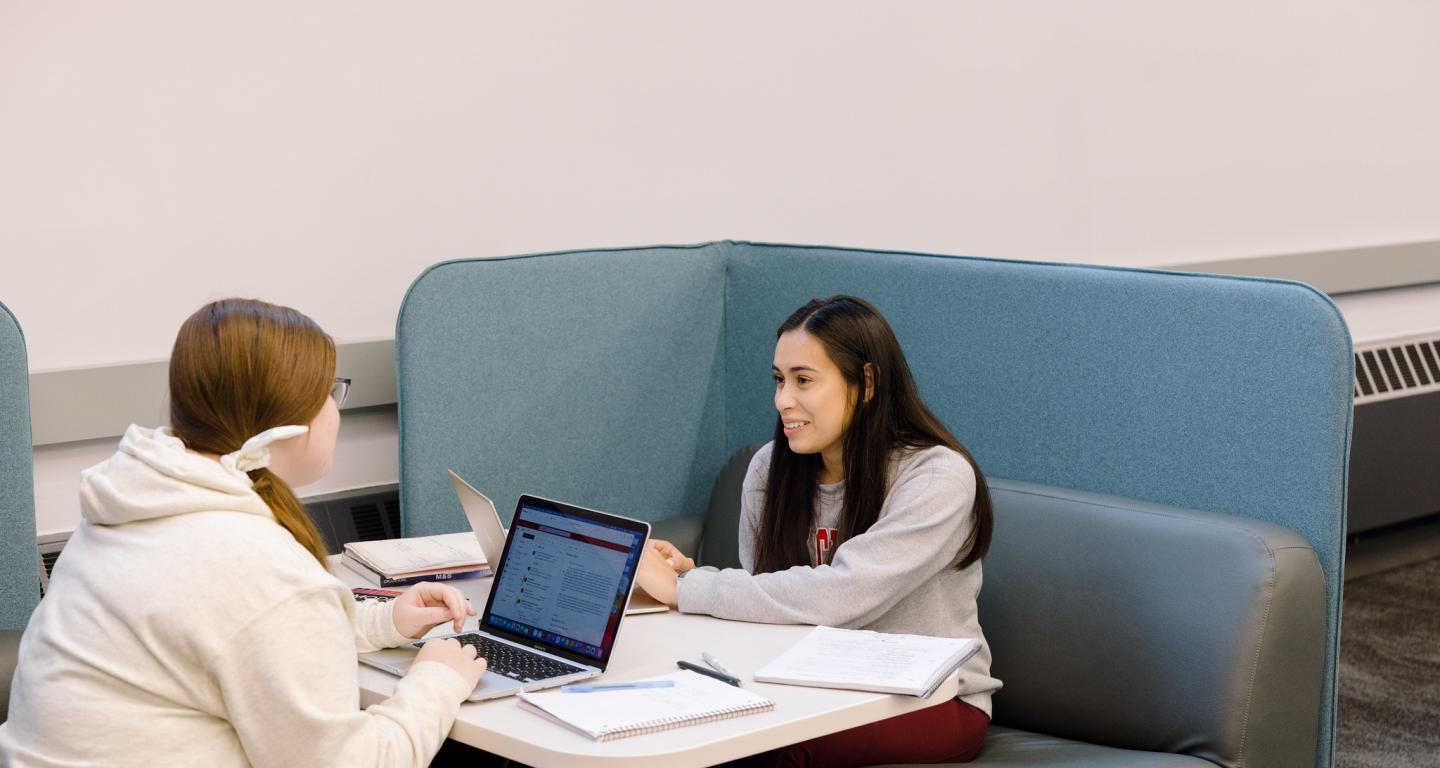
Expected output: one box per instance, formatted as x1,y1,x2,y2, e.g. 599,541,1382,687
168,298,334,566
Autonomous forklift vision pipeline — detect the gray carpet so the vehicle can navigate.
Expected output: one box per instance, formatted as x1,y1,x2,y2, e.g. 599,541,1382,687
1336,556,1440,767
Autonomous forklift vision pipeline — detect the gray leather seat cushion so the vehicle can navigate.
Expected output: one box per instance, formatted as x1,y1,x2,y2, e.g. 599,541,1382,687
696,441,765,569
980,480,1326,768
877,726,1219,767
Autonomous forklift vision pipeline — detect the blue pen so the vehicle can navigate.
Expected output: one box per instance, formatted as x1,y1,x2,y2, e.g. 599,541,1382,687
561,680,677,693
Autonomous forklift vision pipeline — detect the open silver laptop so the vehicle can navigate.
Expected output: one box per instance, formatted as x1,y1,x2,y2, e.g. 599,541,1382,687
360,492,651,701
447,469,667,615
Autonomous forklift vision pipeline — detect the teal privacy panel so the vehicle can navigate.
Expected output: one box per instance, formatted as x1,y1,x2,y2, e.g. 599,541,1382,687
396,241,1351,767
722,242,1352,767
0,301,39,629
396,245,728,535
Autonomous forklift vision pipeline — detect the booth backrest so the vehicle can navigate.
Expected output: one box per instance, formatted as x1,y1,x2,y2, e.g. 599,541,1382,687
397,245,728,534
0,301,39,631
396,241,1352,767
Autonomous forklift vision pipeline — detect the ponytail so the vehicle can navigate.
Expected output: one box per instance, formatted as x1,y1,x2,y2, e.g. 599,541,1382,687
250,468,329,567
169,298,337,570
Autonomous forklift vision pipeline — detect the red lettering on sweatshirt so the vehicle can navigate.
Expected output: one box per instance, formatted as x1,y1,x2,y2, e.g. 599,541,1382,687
814,527,839,565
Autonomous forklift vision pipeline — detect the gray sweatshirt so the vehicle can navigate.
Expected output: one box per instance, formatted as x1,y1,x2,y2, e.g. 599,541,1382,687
677,441,1001,717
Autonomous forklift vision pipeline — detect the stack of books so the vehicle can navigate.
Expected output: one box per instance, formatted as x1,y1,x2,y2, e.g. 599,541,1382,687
340,533,492,587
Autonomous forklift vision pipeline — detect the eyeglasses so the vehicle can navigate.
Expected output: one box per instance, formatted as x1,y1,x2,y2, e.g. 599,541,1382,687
332,377,352,409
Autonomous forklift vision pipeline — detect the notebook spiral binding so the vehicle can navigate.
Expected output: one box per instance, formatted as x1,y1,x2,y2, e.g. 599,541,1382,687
596,700,775,742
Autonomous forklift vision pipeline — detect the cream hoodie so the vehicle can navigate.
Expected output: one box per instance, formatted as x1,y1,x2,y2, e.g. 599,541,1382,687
0,426,472,768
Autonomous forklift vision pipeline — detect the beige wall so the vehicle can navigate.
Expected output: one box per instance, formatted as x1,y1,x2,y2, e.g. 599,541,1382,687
6,1,1439,533
6,1,1439,371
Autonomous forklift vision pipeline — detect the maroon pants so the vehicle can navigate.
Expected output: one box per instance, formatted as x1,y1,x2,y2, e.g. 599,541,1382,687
727,698,989,768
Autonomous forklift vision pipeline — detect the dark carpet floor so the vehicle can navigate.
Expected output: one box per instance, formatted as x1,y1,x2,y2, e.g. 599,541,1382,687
1336,556,1440,767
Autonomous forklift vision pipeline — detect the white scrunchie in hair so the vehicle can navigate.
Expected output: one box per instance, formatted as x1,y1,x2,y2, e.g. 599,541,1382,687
220,425,310,475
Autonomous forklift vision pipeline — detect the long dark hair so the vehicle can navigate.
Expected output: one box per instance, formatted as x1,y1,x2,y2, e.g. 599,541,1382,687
752,296,992,574
169,298,336,567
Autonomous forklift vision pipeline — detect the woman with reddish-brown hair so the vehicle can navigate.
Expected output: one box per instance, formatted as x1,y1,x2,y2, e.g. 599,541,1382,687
0,299,487,768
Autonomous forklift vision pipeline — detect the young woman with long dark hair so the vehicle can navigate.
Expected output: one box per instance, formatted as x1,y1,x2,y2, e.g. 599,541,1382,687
636,295,1000,767
0,299,487,768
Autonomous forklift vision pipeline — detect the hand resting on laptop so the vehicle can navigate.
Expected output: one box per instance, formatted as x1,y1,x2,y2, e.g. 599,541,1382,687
392,581,477,638
414,637,488,691
390,581,488,690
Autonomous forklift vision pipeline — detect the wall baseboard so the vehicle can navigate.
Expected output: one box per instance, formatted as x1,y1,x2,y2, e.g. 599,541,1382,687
29,339,395,446
1163,240,1440,295
27,241,1440,447
35,483,405,594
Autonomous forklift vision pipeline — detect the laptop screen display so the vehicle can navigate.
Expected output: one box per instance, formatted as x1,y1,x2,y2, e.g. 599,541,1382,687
483,501,646,662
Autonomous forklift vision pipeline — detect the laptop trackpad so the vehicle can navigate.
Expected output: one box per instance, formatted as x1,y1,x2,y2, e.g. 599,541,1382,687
469,670,524,700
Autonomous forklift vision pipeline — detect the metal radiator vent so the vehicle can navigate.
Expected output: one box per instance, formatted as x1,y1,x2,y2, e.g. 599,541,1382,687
33,485,404,593
301,484,403,555
37,532,69,595
351,502,389,541
1354,334,1440,404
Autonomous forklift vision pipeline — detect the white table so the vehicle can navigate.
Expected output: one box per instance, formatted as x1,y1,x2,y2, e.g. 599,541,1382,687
339,564,960,768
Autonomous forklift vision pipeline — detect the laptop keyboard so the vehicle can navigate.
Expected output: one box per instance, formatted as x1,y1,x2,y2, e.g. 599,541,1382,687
442,633,587,683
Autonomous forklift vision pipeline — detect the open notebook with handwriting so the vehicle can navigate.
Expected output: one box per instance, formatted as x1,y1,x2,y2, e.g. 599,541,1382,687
515,670,773,742
755,626,978,698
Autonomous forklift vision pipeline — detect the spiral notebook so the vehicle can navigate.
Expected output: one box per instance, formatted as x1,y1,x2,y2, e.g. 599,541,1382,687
754,626,978,698
515,670,773,742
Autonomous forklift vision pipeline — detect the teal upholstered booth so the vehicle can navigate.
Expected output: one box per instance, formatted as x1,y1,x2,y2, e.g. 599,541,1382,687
1,301,39,723
396,242,1351,767
1,301,39,628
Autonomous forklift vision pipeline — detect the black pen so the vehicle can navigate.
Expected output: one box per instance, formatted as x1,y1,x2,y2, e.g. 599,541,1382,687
677,659,742,687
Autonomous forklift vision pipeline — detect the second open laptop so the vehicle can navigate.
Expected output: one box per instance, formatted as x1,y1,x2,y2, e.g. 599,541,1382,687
359,491,651,701
447,469,668,615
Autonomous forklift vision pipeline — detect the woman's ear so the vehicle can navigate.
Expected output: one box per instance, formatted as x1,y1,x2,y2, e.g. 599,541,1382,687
863,363,875,404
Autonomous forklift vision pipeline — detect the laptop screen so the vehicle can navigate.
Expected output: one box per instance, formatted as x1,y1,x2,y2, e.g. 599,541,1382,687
481,497,648,665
